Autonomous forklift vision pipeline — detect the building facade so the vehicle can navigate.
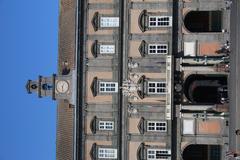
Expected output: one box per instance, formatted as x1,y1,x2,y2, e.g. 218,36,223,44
26,0,233,160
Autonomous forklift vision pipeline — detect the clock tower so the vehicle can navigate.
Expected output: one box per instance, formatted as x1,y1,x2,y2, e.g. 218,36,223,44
25,71,76,104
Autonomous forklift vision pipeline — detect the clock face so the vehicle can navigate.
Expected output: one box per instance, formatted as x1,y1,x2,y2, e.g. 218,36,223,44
56,80,69,93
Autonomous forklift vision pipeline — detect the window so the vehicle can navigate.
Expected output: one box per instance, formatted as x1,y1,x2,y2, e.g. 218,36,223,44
99,82,118,93
147,121,167,132
147,149,171,160
148,82,166,94
184,11,222,33
100,45,115,54
148,44,168,54
183,145,221,160
99,121,114,130
98,148,117,159
149,16,172,27
100,17,119,27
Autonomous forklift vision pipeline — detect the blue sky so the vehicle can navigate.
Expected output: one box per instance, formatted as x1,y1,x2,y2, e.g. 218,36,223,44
0,0,58,160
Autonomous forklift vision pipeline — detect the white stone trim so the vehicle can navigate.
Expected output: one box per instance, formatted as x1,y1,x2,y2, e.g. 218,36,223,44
165,56,172,120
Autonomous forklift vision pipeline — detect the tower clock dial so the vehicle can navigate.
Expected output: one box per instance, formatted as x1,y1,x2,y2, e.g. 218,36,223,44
56,80,69,93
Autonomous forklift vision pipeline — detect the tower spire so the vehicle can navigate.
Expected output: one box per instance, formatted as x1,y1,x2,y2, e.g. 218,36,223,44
25,72,74,104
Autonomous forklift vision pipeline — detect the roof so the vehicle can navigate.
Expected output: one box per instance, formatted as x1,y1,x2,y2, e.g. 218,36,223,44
56,0,76,159
56,102,74,160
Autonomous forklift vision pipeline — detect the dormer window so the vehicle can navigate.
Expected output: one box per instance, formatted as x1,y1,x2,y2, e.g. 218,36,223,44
99,45,115,54
99,82,118,93
31,84,37,89
99,121,114,131
147,149,171,160
100,17,119,28
148,44,168,55
147,121,167,132
98,148,117,159
147,81,166,94
149,16,172,27
42,83,53,90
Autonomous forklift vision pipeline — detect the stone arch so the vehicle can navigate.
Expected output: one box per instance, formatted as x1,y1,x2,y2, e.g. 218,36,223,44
182,144,221,160
183,74,228,104
184,11,222,33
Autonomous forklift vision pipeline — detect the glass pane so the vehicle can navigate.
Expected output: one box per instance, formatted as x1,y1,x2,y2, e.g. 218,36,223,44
149,83,155,87
111,83,115,87
150,22,156,26
150,17,156,21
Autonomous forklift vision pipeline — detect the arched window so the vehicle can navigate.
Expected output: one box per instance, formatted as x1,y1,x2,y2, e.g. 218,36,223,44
183,74,227,104
184,11,222,33
183,144,221,160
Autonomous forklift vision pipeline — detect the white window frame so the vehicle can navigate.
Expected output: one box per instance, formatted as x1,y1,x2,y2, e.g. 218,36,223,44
148,44,168,55
148,81,166,94
100,17,119,28
147,121,167,132
147,149,171,160
98,148,117,159
99,82,118,93
99,121,114,131
148,16,172,27
99,45,115,54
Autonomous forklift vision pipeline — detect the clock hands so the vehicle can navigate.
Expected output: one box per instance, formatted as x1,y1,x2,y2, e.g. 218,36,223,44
56,81,69,93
